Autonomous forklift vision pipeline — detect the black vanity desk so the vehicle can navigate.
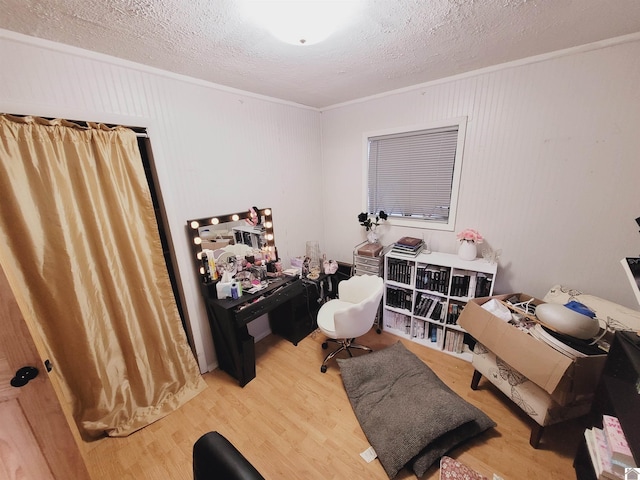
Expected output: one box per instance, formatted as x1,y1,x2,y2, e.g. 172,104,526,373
206,275,317,387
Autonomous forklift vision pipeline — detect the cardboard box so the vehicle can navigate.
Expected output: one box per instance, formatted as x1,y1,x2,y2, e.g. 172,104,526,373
458,293,607,406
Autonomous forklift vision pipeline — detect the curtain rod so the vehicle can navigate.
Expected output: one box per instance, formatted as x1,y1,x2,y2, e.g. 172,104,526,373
4,113,149,138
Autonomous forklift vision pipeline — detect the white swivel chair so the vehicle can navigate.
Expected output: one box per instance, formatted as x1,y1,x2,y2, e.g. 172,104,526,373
317,274,384,373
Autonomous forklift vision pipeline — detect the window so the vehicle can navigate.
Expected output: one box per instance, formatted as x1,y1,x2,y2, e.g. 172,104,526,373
365,118,466,231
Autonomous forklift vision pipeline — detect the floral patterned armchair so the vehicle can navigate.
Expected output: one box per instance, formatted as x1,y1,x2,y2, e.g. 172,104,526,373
470,285,640,448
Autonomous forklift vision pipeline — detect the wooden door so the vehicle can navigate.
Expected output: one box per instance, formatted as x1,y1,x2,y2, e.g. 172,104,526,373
0,264,91,480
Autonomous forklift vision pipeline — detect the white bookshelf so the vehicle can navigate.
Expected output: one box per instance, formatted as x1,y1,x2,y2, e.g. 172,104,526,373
383,250,497,361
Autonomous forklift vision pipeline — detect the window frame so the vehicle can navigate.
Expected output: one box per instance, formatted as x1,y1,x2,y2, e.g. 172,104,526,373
362,117,467,232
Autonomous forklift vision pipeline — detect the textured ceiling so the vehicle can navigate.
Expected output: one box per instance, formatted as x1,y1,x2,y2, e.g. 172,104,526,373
1,0,640,108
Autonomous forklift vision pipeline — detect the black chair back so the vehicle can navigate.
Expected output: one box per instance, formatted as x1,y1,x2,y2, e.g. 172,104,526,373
193,431,265,480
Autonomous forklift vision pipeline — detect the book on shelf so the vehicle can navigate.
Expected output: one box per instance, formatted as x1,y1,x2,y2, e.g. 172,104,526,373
429,301,444,321
436,325,444,349
386,286,413,311
414,294,426,316
415,266,429,289
391,246,424,257
443,330,464,354
603,415,637,471
415,266,450,293
425,298,439,319
456,331,464,353
446,303,464,324
451,271,474,298
444,330,453,352
385,311,411,332
453,331,462,353
429,324,444,347
414,293,437,318
411,319,424,339
474,273,493,298
585,427,622,480
388,258,413,284
436,326,445,348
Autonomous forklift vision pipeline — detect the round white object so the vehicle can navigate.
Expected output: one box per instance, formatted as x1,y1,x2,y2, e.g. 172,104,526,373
535,303,600,339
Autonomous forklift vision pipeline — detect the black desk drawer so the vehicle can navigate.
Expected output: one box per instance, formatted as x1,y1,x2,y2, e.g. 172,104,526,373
234,280,303,326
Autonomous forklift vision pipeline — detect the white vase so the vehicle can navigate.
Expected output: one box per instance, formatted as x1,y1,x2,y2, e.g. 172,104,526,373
366,230,379,244
458,241,477,261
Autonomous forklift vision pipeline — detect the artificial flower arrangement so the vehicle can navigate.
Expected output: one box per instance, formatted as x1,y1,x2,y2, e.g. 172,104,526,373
358,210,388,231
456,228,483,243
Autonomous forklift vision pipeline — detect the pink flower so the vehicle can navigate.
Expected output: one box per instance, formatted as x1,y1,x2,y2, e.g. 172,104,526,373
456,228,483,243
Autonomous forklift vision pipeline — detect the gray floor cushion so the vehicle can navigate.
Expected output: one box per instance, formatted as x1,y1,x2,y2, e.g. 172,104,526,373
338,341,495,478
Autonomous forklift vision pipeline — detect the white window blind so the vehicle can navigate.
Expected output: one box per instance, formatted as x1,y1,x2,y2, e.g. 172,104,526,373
367,125,460,224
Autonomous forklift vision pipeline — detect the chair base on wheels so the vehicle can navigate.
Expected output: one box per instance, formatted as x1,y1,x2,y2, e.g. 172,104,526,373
320,337,372,373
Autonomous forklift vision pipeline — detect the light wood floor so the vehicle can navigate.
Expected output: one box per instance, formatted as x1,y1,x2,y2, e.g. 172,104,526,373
82,329,585,479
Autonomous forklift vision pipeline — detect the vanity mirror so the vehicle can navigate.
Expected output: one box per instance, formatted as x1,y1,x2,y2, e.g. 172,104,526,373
187,207,317,387
186,207,277,284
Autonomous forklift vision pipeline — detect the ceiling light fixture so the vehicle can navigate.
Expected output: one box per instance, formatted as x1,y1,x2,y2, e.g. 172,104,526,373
240,0,363,46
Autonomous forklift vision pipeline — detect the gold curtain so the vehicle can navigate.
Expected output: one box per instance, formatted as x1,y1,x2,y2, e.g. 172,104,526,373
0,114,206,438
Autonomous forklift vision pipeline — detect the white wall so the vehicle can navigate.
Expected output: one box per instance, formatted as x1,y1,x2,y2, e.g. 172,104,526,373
320,36,640,309
0,30,323,372
3,29,639,377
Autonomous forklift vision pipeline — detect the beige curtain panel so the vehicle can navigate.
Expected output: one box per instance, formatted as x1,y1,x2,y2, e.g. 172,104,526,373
0,114,205,438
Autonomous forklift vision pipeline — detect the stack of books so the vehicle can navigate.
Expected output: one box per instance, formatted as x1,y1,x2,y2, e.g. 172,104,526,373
584,415,637,479
391,236,425,256
474,273,493,298
414,292,444,320
443,330,465,354
387,258,414,284
385,286,413,311
415,266,449,293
